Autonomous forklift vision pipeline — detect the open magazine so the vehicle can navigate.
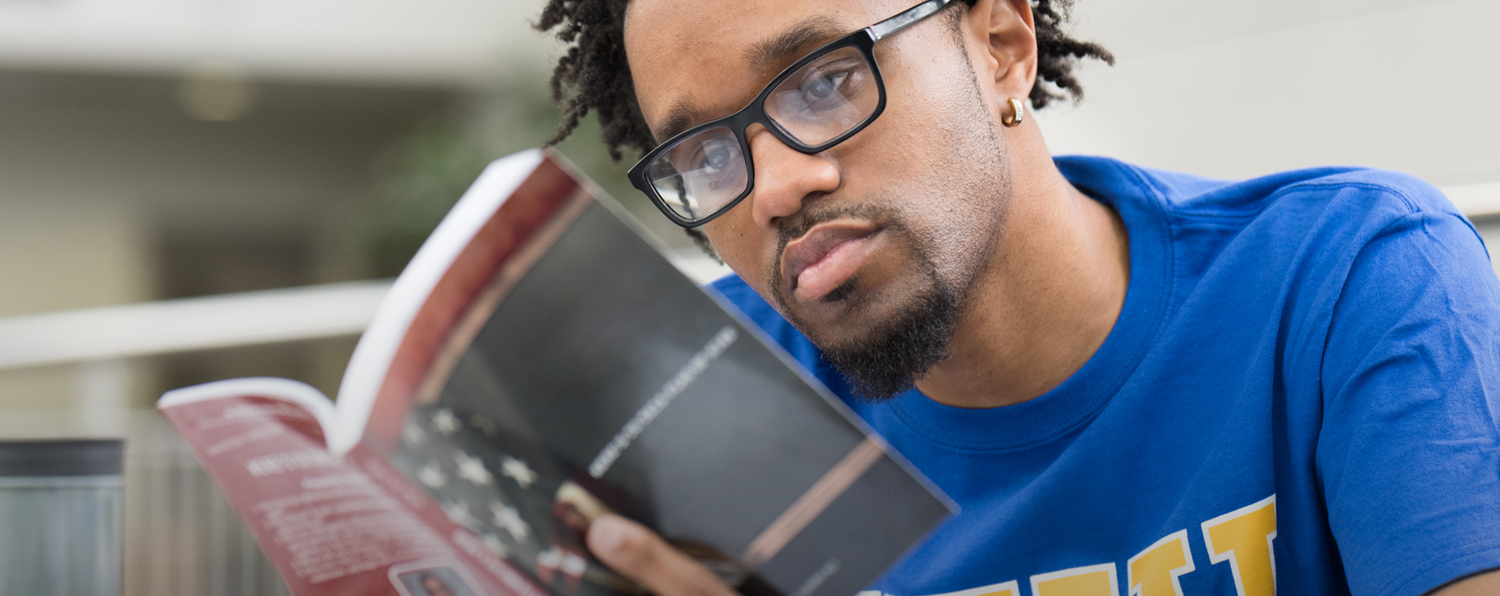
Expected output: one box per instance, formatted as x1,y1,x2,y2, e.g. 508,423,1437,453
157,149,954,596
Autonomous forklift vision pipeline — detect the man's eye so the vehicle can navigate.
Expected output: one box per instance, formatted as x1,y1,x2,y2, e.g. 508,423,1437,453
684,140,743,191
693,142,734,172
798,68,858,108
802,71,848,102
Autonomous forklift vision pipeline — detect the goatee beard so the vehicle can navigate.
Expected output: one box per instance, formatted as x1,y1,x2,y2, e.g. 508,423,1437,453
811,274,961,401
771,206,970,401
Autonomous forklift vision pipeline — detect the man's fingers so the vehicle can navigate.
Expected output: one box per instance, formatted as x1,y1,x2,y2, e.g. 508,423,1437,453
587,514,736,596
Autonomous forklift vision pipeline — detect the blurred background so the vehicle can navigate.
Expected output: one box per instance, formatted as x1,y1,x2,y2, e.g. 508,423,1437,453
0,0,1494,593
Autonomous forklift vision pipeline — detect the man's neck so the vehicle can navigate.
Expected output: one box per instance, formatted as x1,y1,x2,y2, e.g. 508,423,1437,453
914,141,1130,409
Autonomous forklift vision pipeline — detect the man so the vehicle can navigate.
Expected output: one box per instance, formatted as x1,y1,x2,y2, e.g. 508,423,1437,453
535,0,1500,594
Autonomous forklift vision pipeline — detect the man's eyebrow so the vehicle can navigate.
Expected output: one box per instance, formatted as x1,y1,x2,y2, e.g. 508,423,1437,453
652,16,846,144
747,16,846,74
656,102,704,144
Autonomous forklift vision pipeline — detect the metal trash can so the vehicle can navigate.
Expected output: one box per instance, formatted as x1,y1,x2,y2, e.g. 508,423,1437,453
0,439,123,596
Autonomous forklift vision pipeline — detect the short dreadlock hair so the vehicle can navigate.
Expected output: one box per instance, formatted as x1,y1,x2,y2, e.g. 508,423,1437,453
537,0,1113,160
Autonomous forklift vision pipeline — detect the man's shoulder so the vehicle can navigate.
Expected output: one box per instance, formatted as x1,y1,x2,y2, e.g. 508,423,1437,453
1056,155,1461,226
1163,165,1459,227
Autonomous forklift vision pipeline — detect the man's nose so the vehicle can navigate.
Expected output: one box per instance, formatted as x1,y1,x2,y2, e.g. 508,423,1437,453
746,126,840,229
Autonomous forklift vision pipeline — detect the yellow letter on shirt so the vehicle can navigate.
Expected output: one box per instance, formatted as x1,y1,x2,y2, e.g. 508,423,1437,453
1127,530,1195,596
1031,563,1119,596
1200,495,1277,596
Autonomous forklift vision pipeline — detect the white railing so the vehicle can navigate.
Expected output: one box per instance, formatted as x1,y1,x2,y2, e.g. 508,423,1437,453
1444,180,1500,219
0,280,391,439
0,280,390,371
0,251,729,373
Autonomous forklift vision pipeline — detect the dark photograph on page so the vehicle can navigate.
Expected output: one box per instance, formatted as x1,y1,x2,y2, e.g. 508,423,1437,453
389,201,951,596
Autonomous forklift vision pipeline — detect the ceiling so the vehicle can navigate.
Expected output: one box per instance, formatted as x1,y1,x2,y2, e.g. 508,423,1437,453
0,0,558,86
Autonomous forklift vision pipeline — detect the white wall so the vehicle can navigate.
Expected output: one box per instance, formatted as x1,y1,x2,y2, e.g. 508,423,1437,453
1037,0,1500,191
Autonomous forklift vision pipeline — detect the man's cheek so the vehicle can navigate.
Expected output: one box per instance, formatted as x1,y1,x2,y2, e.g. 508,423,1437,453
703,221,770,283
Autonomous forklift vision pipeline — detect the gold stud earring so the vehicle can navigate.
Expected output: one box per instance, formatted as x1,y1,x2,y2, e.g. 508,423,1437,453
1002,98,1025,128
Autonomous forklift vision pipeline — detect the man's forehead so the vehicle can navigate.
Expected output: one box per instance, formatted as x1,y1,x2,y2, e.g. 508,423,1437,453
624,0,891,136
625,0,854,54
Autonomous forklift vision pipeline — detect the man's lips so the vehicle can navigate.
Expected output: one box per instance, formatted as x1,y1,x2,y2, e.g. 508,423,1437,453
781,221,882,302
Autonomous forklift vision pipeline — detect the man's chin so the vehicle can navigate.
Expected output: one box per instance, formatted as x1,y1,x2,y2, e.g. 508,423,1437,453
781,275,898,343
789,281,962,401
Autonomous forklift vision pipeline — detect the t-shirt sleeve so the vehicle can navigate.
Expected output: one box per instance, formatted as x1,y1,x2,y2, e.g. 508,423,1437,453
1317,206,1500,596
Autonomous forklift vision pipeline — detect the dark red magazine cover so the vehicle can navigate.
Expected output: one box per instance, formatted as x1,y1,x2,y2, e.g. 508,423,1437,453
161,388,547,596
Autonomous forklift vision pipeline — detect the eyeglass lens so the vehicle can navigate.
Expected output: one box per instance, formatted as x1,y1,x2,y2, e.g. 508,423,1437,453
646,46,880,223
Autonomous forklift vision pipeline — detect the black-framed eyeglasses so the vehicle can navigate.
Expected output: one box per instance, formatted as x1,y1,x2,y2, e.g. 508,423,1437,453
627,0,955,227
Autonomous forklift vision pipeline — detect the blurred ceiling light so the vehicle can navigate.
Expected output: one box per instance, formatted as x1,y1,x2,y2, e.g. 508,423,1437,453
178,61,259,122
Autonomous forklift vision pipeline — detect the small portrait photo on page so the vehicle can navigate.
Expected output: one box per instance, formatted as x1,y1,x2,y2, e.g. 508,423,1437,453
389,558,483,596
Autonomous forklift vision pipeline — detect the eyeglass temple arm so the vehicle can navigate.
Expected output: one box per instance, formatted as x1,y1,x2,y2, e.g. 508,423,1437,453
867,0,955,41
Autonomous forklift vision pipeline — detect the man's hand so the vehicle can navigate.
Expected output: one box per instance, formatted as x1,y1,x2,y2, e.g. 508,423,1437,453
587,514,738,596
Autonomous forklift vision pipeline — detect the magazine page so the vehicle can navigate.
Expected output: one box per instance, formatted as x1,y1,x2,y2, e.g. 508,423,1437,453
159,379,547,596
333,149,587,456
368,186,955,596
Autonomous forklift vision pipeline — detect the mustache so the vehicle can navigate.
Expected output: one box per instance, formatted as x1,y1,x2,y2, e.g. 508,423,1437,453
774,203,898,258
768,202,904,306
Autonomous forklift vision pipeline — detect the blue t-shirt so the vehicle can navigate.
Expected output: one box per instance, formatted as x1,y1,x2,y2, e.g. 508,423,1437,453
709,156,1500,596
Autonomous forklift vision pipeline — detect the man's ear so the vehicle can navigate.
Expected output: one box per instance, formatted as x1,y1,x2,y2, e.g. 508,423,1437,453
963,0,1038,104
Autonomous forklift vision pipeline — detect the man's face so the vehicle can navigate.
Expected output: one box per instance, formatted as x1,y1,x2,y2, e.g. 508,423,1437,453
625,0,1013,397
